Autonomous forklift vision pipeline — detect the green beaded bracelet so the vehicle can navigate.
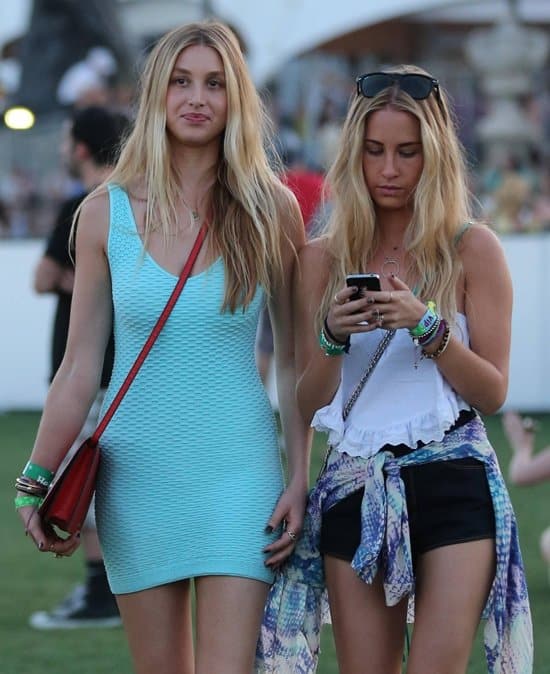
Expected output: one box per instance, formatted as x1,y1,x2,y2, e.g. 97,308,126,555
14,494,43,510
23,461,54,488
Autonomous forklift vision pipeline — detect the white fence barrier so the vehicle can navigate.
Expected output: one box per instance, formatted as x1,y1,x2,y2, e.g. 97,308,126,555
0,234,546,412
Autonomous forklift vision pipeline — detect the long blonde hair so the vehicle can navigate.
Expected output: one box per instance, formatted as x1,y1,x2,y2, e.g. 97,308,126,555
318,64,472,327
92,21,289,311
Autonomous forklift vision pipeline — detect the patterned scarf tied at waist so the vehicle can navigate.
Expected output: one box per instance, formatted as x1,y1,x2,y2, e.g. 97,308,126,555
256,415,533,674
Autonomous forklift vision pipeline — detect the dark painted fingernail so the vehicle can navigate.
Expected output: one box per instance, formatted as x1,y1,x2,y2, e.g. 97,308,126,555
265,525,273,534
38,541,44,550
76,532,81,539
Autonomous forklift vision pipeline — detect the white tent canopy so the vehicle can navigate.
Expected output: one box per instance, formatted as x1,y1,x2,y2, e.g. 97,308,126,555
215,0,478,83
1,1,548,86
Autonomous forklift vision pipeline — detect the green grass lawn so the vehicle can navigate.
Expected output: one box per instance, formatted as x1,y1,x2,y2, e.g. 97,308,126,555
2,411,549,673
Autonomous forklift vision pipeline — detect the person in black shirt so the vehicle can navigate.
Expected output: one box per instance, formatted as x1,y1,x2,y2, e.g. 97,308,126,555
31,106,128,629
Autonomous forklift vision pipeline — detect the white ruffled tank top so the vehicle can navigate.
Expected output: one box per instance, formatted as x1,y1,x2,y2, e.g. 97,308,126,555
312,315,471,458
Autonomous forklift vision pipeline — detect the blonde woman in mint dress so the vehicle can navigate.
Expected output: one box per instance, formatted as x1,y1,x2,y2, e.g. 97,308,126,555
17,21,309,674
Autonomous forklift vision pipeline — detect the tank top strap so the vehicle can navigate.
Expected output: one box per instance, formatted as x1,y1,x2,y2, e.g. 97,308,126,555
454,221,473,246
106,183,142,265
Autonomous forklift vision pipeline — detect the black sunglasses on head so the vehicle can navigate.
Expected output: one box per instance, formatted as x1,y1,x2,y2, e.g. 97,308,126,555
356,72,440,102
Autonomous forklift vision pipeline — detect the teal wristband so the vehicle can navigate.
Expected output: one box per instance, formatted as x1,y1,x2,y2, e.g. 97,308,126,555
23,461,54,488
14,494,43,510
319,327,346,356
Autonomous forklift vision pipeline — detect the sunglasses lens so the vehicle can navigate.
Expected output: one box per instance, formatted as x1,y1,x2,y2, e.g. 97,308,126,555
358,73,436,100
401,75,433,99
359,74,393,98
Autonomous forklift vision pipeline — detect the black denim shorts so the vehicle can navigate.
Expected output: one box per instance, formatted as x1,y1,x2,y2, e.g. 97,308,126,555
320,410,496,563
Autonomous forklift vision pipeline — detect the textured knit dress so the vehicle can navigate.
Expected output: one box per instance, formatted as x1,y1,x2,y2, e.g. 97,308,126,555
95,184,284,594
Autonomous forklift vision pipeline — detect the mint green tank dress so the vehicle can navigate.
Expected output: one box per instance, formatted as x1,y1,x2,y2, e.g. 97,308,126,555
95,185,284,594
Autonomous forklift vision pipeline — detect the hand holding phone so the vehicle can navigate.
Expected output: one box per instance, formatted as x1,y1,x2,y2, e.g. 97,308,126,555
346,273,381,301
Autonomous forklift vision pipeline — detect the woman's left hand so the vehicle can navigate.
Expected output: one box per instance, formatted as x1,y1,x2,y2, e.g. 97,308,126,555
364,275,426,331
263,481,307,569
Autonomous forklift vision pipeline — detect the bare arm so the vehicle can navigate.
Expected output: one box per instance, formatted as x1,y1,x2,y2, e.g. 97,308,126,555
34,256,67,293
25,191,112,473
295,241,346,423
510,448,550,486
263,190,311,566
426,226,512,414
504,411,550,485
18,191,112,553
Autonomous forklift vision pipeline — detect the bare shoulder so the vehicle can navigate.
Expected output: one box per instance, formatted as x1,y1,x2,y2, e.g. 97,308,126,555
299,236,331,266
458,223,507,276
274,182,304,242
76,187,110,251
296,237,332,288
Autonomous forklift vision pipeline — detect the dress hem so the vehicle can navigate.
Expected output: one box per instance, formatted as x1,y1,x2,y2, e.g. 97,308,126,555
110,558,274,595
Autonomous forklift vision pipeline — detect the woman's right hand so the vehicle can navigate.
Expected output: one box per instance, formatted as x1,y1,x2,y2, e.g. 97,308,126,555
326,286,376,342
17,504,81,558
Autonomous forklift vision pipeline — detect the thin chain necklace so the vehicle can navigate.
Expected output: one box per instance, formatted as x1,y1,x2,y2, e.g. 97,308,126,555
180,193,201,225
381,243,401,278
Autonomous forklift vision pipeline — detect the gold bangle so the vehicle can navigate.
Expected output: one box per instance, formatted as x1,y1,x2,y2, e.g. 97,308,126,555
422,324,451,360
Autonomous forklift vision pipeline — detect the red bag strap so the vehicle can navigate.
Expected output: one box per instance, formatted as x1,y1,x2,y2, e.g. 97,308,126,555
89,221,208,447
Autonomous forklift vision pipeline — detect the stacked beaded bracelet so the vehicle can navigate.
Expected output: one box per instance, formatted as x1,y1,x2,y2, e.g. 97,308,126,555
418,316,445,347
319,318,350,356
422,322,451,359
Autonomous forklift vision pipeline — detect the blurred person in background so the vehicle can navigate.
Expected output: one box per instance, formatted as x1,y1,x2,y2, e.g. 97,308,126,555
30,105,129,629
17,21,308,674
503,411,550,582
258,66,532,674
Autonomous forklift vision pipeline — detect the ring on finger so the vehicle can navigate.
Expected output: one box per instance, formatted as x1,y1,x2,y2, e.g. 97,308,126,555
389,292,393,302
286,530,297,541
379,313,385,326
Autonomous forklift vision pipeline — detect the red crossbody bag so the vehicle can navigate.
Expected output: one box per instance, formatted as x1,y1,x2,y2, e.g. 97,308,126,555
38,222,208,534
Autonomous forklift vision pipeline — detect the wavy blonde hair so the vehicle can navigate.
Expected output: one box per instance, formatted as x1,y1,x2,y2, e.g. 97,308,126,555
86,21,289,312
318,64,472,327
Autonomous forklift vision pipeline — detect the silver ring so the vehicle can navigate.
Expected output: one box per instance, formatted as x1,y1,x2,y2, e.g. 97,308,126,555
379,313,384,326
286,530,297,541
